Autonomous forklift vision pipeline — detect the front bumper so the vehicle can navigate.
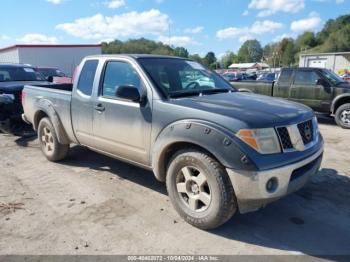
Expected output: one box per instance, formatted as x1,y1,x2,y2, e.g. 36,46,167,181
226,145,324,214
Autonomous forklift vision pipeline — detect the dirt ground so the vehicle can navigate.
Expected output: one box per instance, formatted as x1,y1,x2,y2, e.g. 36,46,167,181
0,115,349,257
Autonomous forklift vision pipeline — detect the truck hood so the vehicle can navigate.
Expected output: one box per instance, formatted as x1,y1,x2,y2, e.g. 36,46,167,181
0,81,49,93
336,82,350,89
170,92,314,128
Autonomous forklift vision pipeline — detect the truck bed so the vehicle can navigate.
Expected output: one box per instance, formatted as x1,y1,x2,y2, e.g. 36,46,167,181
32,83,73,92
23,84,76,142
232,80,274,96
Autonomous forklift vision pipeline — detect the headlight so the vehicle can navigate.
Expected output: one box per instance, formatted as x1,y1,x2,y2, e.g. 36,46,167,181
236,128,281,154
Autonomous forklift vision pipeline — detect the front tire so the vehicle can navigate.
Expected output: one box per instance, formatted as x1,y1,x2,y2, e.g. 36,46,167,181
38,117,69,162
166,148,237,230
335,103,350,129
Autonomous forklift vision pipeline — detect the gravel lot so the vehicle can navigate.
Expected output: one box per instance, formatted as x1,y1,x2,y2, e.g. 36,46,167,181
0,116,349,257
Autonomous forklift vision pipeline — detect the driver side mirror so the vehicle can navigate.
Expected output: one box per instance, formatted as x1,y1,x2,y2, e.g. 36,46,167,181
115,85,144,102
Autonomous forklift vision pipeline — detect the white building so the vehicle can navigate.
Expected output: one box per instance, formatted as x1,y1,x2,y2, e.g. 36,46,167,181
228,62,270,71
0,44,102,76
299,51,350,73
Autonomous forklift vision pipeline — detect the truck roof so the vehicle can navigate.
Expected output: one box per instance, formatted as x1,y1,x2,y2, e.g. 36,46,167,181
0,63,34,68
285,67,327,71
84,54,188,60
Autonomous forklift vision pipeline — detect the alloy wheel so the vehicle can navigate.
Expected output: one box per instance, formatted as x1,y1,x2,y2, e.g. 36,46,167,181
176,166,211,212
41,127,54,153
340,109,350,125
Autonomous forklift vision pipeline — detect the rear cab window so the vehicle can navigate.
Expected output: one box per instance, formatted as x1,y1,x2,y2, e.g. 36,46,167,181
278,69,293,85
77,60,99,96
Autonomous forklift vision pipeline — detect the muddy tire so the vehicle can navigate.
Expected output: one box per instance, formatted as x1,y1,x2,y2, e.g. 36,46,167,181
38,117,69,162
166,148,237,230
335,103,350,129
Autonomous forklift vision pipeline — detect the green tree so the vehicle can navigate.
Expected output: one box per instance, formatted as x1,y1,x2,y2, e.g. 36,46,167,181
102,38,175,55
237,40,263,63
281,39,296,66
316,15,350,45
189,54,203,63
220,51,238,69
321,24,350,52
173,47,189,58
295,32,317,51
203,52,217,66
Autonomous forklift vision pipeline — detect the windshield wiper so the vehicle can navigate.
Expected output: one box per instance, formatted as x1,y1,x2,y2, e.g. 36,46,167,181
169,88,232,98
169,90,202,98
201,88,231,94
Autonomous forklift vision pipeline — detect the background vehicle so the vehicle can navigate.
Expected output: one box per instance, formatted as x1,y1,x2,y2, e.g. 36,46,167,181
243,72,257,80
0,64,48,135
233,68,350,128
257,72,277,81
341,73,350,83
36,67,66,78
36,67,72,84
222,72,247,82
23,55,323,229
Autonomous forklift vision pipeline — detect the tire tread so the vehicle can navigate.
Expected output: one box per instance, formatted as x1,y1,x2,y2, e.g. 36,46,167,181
166,147,237,230
335,103,350,129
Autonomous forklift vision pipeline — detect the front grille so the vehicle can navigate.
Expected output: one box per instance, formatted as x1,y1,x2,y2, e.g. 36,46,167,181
298,120,314,145
276,119,316,152
277,127,293,150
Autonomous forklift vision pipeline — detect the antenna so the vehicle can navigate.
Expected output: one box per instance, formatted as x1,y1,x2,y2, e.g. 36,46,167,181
168,22,171,46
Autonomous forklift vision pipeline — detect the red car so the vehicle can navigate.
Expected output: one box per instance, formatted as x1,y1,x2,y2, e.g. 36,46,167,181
342,74,350,83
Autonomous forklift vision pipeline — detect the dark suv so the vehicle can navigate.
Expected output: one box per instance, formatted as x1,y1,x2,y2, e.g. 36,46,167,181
0,64,47,135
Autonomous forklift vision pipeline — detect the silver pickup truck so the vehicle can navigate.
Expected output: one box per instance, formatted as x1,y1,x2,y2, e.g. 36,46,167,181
23,55,324,229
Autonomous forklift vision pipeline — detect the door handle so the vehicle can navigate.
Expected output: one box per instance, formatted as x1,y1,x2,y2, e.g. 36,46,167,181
94,104,105,112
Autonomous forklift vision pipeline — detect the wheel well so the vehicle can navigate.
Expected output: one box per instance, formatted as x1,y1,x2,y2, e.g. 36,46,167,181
157,141,222,182
34,110,48,130
333,97,350,114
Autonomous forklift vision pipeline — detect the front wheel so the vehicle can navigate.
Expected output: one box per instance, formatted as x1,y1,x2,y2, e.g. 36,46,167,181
166,148,237,230
335,103,350,129
38,117,69,162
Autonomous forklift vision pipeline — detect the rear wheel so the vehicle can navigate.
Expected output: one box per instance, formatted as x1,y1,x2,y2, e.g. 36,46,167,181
38,117,69,161
335,103,350,129
166,148,237,230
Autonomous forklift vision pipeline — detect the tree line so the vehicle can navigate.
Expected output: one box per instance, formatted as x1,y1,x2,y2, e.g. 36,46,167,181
102,14,350,69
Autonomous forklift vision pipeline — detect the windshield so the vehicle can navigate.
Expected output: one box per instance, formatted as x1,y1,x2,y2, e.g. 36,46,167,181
322,69,345,85
0,67,45,82
138,58,234,98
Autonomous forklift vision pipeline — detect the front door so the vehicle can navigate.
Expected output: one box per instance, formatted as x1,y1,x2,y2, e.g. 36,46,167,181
289,70,332,112
92,60,152,166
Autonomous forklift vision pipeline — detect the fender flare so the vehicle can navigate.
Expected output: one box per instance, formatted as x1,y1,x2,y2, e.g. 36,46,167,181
33,99,70,145
151,119,257,182
331,94,350,114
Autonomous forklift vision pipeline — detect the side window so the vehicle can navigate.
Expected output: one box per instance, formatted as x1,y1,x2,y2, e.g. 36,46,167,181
294,71,319,86
102,61,142,97
278,69,292,84
77,60,98,96
0,70,10,81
